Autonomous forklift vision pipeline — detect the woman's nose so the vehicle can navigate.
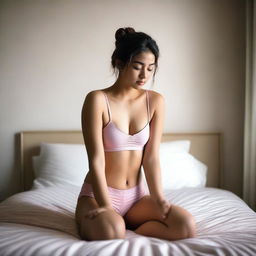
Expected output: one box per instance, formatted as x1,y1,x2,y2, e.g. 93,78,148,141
139,69,146,79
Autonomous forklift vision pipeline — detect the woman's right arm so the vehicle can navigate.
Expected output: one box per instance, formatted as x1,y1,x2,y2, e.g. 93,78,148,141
81,90,112,209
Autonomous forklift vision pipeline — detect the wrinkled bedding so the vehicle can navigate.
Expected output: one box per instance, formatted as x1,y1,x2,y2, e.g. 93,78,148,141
0,185,256,256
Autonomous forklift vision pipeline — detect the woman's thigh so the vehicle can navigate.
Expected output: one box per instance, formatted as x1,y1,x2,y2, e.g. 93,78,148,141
75,196,126,241
124,195,196,231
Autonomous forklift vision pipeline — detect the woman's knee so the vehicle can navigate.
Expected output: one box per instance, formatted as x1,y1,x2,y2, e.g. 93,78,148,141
104,218,126,240
185,214,197,238
79,212,126,241
167,206,197,239
178,213,197,239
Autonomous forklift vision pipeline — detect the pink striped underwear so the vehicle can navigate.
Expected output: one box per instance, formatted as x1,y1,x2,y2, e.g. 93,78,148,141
78,181,148,216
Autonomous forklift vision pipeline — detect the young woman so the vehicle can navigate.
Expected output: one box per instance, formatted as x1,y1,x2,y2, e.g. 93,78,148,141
75,27,196,241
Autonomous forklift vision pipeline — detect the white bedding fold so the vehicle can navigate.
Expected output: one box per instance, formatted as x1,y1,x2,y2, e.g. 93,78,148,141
0,185,256,256
0,185,80,237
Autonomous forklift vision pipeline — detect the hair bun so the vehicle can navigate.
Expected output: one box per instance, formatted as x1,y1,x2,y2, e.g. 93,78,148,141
115,27,136,42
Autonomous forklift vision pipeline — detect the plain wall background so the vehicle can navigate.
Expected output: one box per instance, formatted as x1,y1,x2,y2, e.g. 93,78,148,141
0,0,245,201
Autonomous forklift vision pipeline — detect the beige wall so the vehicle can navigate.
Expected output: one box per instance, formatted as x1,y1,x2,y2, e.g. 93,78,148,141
0,0,245,201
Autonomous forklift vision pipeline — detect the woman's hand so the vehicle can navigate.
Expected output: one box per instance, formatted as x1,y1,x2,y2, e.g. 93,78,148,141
154,198,172,220
84,206,114,219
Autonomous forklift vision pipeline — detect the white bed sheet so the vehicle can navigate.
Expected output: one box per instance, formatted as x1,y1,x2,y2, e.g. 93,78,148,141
0,185,256,256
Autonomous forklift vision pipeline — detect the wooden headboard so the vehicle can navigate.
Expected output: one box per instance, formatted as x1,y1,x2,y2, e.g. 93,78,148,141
19,131,222,191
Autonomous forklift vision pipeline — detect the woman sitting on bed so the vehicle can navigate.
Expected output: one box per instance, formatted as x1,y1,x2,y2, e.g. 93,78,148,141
75,27,196,241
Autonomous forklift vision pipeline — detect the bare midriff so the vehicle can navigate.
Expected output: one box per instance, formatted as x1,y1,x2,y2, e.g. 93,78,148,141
84,150,144,189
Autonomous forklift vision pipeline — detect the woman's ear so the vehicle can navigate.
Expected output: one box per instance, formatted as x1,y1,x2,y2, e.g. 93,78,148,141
116,59,125,70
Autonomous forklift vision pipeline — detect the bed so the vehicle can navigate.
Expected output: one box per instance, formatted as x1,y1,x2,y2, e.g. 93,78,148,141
0,130,256,256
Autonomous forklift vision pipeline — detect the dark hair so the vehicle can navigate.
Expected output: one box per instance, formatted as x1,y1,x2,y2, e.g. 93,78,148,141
111,27,159,84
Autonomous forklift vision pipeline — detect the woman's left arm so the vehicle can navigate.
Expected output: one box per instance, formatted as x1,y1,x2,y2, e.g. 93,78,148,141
142,91,171,219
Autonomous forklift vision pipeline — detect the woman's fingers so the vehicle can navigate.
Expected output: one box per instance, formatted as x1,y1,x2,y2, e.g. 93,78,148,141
84,207,110,219
163,204,171,219
157,199,172,219
87,209,103,218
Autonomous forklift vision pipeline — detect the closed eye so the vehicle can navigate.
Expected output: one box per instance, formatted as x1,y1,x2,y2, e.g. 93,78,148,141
133,67,154,72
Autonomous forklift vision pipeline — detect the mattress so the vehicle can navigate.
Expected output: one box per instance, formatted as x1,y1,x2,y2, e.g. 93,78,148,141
0,185,256,256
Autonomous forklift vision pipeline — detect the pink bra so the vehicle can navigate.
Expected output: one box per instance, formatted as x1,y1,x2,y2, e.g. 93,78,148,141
102,90,150,152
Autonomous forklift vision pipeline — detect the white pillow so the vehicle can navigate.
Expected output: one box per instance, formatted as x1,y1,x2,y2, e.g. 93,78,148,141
160,140,191,153
141,140,207,190
159,140,207,189
159,151,207,190
32,143,88,188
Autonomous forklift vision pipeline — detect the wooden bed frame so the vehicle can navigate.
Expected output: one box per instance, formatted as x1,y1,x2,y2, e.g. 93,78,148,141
19,131,223,191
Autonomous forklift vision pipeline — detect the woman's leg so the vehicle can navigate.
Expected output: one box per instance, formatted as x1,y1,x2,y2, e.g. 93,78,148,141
75,196,126,241
124,195,196,241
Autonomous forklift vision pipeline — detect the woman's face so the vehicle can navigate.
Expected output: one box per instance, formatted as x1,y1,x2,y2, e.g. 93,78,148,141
119,51,156,89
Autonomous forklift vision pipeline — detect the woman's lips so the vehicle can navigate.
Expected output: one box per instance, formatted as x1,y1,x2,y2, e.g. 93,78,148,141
136,81,145,85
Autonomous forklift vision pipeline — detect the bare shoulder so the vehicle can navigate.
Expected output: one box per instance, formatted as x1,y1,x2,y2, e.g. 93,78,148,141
84,89,104,103
147,90,165,107
81,90,105,134
147,89,164,100
82,89,105,109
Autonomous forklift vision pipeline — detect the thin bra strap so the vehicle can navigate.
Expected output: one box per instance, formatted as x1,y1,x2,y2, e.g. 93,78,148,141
103,92,112,121
146,90,150,122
